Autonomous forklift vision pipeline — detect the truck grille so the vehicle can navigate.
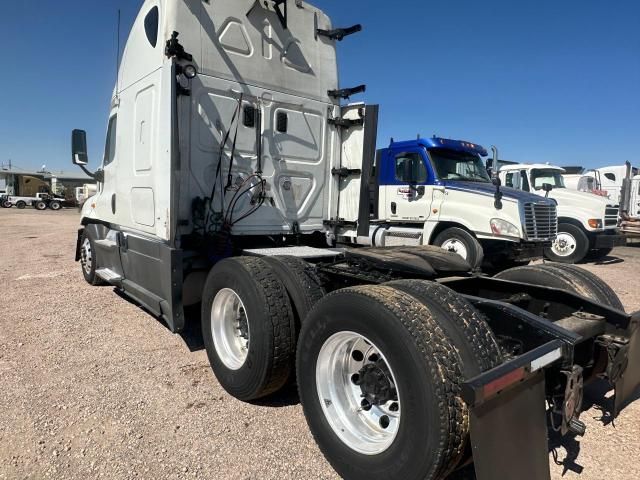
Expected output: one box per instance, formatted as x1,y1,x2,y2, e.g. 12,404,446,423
605,205,619,227
523,202,557,241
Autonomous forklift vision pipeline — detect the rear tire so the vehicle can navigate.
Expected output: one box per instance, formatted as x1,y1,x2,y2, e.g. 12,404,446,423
49,200,62,211
495,263,624,311
202,257,296,401
263,256,326,329
544,223,589,264
297,285,467,480
35,200,47,211
433,227,483,269
16,201,26,209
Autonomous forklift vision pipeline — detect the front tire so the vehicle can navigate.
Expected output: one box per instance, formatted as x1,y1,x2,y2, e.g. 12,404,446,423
80,230,106,286
433,227,483,269
297,285,467,480
201,257,296,401
545,223,589,263
1,200,12,208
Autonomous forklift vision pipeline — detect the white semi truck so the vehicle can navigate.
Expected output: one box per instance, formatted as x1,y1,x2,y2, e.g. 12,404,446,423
70,2,640,479
499,164,625,263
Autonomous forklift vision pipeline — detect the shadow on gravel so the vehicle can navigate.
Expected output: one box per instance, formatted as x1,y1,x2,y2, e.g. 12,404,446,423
113,289,206,352
589,255,624,266
251,382,301,408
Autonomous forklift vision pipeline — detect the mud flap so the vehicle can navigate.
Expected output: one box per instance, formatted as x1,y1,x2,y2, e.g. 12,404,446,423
615,314,640,415
469,371,551,480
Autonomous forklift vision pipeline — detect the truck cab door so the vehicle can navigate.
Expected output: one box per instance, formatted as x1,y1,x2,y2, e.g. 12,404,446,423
335,104,379,236
379,147,436,223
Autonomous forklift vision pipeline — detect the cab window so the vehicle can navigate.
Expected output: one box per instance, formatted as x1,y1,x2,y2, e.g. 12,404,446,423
394,152,427,184
103,115,118,167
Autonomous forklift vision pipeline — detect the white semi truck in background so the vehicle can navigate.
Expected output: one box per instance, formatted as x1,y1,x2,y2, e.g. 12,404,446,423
499,164,625,263
69,2,640,479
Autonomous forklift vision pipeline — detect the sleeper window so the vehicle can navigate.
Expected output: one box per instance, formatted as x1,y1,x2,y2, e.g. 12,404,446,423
144,6,159,48
103,116,118,167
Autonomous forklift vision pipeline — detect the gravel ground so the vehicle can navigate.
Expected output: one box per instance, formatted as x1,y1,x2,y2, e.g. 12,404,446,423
0,209,638,480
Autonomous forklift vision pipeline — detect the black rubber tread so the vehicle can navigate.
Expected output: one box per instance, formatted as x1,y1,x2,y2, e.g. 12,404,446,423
586,247,613,260
495,263,624,311
433,227,484,270
49,201,62,210
539,263,624,311
16,201,26,209
202,257,296,400
297,285,467,480
34,201,47,211
263,256,326,329
544,223,589,264
81,230,106,286
385,280,503,373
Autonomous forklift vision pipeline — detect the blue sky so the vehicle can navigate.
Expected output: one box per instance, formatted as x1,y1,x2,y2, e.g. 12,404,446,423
0,0,638,172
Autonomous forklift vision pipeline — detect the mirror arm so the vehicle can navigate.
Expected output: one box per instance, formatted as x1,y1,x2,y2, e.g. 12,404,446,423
78,164,103,182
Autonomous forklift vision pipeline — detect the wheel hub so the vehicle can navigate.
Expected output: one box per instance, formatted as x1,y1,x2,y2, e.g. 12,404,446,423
355,361,397,406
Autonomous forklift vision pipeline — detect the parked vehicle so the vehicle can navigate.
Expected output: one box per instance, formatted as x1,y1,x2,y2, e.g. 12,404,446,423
357,138,557,270
1,192,65,210
617,161,640,237
70,2,640,480
74,184,98,209
499,164,625,263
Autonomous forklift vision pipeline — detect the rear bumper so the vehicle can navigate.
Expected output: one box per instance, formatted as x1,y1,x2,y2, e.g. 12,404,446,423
594,233,627,249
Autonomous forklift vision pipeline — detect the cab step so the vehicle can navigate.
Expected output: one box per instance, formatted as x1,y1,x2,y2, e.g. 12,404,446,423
96,268,123,284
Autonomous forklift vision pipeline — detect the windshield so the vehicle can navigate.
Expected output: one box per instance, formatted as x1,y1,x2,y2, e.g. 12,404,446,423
428,148,491,183
531,169,566,190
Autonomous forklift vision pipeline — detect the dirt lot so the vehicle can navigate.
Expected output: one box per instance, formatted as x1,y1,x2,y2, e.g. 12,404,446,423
1,209,639,480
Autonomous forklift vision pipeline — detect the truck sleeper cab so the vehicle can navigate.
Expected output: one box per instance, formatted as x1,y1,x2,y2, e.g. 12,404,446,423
500,164,625,263
368,138,557,269
70,2,640,480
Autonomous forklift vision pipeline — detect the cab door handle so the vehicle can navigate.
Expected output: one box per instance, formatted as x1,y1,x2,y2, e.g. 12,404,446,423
391,202,397,214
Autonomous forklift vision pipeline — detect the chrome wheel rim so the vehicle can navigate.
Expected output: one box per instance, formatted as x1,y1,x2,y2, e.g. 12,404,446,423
211,288,250,370
441,239,468,260
552,232,577,257
80,238,92,275
316,332,401,455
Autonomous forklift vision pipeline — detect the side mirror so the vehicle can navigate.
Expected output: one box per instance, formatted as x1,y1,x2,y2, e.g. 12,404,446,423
542,183,553,193
492,177,502,187
72,130,89,166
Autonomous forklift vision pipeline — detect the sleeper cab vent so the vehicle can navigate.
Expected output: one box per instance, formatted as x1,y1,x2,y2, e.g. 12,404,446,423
276,112,288,133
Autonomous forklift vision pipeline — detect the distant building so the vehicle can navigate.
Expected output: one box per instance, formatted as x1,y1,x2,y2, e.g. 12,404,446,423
0,166,95,199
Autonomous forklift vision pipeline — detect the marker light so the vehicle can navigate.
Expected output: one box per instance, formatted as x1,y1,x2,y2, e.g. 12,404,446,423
183,64,198,79
588,219,602,229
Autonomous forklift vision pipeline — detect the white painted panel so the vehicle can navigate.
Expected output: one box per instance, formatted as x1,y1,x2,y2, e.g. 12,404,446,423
273,108,323,163
131,187,156,227
134,86,155,172
337,105,365,222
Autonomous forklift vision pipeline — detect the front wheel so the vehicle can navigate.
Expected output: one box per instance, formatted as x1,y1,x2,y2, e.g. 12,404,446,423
433,227,483,269
1,200,12,208
544,223,589,263
80,231,106,286
297,285,467,480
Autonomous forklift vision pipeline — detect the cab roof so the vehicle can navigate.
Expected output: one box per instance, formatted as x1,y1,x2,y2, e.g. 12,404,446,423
500,163,566,173
388,137,488,157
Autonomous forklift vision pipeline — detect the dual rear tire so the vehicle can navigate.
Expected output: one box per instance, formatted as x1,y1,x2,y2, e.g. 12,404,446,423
201,256,502,479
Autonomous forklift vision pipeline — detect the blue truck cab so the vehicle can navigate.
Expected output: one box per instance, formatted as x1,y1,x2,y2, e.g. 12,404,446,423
369,137,558,268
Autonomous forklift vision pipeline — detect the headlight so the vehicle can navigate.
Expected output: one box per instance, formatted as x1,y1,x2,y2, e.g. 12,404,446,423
490,218,520,237
588,219,602,229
